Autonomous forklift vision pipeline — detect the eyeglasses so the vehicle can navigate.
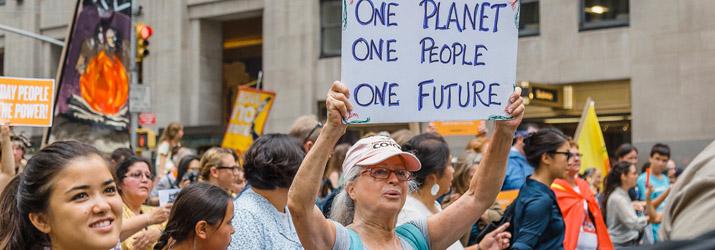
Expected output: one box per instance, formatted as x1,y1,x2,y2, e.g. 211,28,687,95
361,167,413,181
551,151,579,160
303,122,323,144
216,165,241,173
125,171,153,180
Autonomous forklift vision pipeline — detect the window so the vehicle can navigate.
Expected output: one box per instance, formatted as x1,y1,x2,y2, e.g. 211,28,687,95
320,0,342,57
580,0,629,30
0,0,5,6
519,0,539,37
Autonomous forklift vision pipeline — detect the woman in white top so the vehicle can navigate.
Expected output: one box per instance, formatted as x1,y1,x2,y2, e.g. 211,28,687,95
396,133,468,250
156,122,183,177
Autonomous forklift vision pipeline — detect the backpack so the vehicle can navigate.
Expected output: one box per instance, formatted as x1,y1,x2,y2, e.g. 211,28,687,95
475,202,516,244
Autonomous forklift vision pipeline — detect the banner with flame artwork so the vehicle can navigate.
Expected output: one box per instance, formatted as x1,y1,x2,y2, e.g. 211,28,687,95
47,0,133,152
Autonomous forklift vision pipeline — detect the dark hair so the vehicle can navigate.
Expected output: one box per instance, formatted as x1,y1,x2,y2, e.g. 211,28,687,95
154,183,231,250
650,143,670,158
175,155,200,187
243,134,305,189
402,133,450,187
601,161,635,221
111,148,134,163
580,167,598,179
0,141,103,250
641,162,651,173
115,156,154,193
523,128,569,168
615,143,638,159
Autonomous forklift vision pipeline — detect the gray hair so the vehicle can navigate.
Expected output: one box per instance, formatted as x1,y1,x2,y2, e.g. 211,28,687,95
330,165,418,225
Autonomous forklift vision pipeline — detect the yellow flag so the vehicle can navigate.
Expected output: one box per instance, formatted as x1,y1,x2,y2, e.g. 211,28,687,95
575,99,610,175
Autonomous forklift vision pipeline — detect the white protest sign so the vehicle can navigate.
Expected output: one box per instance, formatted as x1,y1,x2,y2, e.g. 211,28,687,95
158,189,181,206
341,0,520,124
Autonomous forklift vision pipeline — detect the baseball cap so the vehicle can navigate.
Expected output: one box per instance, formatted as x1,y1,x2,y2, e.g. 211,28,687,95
342,136,421,176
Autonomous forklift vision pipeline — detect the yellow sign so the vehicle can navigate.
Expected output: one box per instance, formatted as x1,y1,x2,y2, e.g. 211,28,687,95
222,87,275,153
429,120,483,136
0,77,55,127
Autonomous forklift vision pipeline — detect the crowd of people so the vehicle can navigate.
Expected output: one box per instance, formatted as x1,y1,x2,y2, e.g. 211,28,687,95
0,81,713,250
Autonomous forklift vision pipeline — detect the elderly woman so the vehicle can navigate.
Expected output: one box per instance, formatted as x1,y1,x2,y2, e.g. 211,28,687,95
116,157,171,250
288,82,524,250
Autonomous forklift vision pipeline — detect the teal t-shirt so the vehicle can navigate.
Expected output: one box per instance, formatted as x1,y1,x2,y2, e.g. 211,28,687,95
636,172,670,242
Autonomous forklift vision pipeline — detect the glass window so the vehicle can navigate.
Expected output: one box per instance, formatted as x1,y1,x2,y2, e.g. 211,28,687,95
581,0,629,30
519,0,539,37
0,0,5,6
320,0,342,57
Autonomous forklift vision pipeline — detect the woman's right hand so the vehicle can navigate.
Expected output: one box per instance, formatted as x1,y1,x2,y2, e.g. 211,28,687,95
148,205,172,225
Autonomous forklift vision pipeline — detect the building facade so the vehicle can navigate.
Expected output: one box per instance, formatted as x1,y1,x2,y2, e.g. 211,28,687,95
0,0,713,165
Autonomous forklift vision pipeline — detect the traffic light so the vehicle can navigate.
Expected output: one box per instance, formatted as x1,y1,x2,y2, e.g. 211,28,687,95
136,23,153,62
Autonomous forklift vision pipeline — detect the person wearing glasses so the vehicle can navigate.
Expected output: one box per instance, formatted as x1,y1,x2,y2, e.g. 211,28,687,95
230,134,306,249
510,128,571,250
287,81,523,250
199,147,241,194
288,115,323,152
551,138,613,250
115,157,171,250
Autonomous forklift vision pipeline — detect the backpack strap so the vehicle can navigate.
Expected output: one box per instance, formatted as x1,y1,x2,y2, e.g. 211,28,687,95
395,223,430,250
347,228,364,250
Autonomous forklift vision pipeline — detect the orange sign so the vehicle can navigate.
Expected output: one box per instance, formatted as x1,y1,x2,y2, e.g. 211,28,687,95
0,77,55,127
430,120,483,136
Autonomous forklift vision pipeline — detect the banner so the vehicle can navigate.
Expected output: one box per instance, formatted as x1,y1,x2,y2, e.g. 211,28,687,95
575,98,610,175
0,77,55,127
430,120,483,136
341,0,520,124
222,87,276,153
46,0,133,152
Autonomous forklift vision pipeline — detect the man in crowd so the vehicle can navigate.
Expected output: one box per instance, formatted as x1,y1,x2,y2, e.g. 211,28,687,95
288,115,322,152
502,124,538,190
637,143,672,242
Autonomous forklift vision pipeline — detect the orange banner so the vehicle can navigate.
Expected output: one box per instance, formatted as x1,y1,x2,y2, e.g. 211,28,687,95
0,77,55,127
430,120,483,136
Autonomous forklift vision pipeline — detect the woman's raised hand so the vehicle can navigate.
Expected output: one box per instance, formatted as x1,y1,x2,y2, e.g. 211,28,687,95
325,81,351,133
495,87,525,133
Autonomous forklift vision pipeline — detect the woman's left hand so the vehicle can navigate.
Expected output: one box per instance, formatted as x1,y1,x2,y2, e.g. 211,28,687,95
478,223,511,250
495,87,525,133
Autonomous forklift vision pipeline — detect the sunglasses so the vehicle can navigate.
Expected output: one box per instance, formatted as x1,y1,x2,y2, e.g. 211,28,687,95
361,167,413,181
303,122,323,144
550,151,582,161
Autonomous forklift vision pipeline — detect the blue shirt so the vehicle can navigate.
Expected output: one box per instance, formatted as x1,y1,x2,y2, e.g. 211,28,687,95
636,172,670,242
229,187,303,249
512,178,565,250
503,148,534,190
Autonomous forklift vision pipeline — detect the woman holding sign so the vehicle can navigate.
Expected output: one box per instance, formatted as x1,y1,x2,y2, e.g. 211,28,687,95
287,81,523,250
115,157,171,250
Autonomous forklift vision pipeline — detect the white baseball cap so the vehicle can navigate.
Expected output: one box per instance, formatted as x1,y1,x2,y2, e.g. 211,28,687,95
342,135,421,175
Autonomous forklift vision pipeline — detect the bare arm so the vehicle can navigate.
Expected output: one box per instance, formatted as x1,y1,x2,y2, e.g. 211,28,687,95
651,187,670,209
120,205,170,241
428,89,524,250
288,82,350,250
645,187,662,224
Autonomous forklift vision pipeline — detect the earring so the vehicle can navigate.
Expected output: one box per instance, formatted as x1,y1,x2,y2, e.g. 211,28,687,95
430,184,440,196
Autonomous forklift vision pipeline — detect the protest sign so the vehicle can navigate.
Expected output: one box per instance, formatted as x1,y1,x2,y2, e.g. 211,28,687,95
0,77,55,127
341,0,520,124
222,87,276,153
158,189,181,207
